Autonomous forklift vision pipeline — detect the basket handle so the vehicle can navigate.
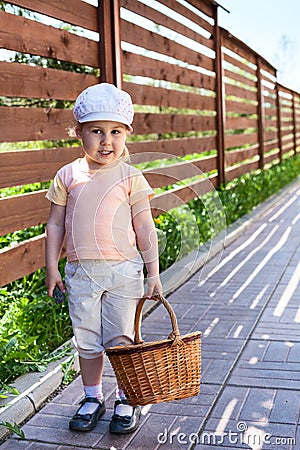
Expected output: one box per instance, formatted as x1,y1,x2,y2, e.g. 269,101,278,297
134,295,182,345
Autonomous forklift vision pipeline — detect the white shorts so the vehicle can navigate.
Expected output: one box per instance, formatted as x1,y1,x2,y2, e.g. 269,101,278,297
65,257,144,359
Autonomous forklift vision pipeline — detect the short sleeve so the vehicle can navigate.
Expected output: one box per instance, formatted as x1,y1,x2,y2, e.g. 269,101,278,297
129,171,155,206
45,173,68,206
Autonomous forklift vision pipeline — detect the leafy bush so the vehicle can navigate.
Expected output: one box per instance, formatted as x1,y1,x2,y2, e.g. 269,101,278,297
0,261,72,386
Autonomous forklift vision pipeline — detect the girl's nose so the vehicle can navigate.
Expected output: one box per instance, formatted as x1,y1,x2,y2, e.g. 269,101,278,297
100,133,110,144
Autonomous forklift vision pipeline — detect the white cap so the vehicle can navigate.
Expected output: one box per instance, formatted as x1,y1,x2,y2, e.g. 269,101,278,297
73,83,134,131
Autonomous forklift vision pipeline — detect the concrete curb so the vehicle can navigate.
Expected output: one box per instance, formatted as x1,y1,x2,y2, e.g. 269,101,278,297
0,178,299,441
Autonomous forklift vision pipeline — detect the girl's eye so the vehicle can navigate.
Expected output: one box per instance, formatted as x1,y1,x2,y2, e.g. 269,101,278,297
92,129,101,134
112,130,120,135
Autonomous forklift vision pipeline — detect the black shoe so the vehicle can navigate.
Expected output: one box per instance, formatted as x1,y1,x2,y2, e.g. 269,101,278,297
69,397,106,431
109,399,141,434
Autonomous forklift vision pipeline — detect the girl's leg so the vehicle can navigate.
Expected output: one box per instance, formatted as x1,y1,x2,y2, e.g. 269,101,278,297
80,354,104,386
75,355,105,415
69,354,106,430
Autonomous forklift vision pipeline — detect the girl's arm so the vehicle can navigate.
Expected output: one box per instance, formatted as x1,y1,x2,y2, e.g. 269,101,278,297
45,203,66,297
132,197,163,297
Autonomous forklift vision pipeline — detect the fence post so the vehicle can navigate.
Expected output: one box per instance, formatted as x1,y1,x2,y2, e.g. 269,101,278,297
256,56,264,169
275,83,282,163
97,0,122,87
213,6,226,187
292,94,297,154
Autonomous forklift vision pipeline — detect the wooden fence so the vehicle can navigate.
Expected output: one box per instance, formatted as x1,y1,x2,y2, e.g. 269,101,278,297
0,0,300,287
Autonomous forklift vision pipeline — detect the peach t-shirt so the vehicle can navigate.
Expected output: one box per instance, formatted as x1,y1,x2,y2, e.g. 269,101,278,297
46,158,154,261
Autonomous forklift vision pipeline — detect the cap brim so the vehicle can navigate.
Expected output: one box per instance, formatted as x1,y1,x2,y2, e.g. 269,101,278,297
78,112,133,131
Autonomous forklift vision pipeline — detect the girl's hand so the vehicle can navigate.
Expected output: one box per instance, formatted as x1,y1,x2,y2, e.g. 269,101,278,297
145,275,163,298
46,269,65,297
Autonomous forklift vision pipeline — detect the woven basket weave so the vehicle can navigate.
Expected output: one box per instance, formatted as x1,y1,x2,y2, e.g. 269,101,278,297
106,295,201,406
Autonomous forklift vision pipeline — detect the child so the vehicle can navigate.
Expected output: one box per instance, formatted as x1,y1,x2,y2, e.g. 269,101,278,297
45,83,163,434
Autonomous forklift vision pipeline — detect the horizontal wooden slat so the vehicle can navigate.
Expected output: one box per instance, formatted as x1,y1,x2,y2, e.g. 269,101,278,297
282,143,295,153
133,113,216,135
224,69,257,88
226,116,257,130
280,111,293,119
121,19,214,72
226,100,257,115
150,175,218,216
264,149,279,159
185,0,214,19
223,52,257,77
122,52,216,92
264,119,277,128
0,107,73,142
0,191,49,235
226,160,260,182
0,235,46,287
277,84,294,95
264,130,278,141
124,82,216,111
143,157,217,188
225,84,257,101
8,0,98,31
265,152,281,164
225,132,258,149
128,136,217,160
225,145,258,166
264,140,279,153
0,10,99,67
281,129,293,137
158,0,214,33
0,62,98,100
0,147,83,188
121,0,214,49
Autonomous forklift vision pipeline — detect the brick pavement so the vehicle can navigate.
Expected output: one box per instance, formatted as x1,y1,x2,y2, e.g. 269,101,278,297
1,181,300,450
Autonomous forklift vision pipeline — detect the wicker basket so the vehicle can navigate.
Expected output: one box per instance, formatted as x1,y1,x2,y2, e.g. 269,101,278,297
106,295,201,406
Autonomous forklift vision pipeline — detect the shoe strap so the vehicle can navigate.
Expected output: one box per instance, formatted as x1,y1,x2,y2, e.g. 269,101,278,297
80,397,101,405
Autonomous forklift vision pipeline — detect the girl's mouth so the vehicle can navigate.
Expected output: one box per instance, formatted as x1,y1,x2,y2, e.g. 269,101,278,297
99,150,112,156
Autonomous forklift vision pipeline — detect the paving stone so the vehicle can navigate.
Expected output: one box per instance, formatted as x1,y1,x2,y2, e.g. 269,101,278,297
288,343,300,362
202,359,234,384
269,390,300,424
228,376,300,390
154,415,205,450
27,444,61,450
209,386,249,421
148,398,208,418
0,441,32,449
20,424,104,448
127,413,177,450
238,388,275,423
263,341,290,362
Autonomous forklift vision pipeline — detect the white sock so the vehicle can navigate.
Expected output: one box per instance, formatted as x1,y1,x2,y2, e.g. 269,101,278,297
77,384,103,415
115,386,133,416
115,387,126,400
84,383,103,400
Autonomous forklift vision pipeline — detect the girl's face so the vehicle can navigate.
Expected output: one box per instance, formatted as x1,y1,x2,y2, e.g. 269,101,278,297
76,121,129,169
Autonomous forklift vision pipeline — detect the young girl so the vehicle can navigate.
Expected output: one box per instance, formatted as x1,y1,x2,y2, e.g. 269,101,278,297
45,83,162,434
